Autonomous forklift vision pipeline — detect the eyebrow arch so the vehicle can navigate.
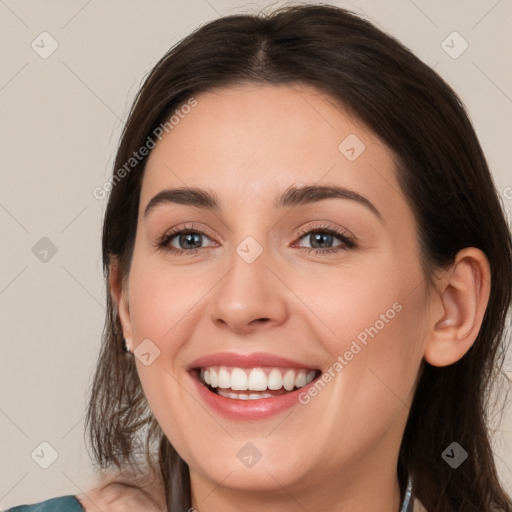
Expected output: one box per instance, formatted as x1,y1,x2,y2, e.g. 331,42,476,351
274,184,383,222
144,184,383,222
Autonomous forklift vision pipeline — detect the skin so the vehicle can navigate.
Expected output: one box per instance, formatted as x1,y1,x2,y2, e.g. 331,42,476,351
108,84,491,512
76,479,164,512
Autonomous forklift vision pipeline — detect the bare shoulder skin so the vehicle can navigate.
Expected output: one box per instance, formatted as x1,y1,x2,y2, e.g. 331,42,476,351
75,470,166,512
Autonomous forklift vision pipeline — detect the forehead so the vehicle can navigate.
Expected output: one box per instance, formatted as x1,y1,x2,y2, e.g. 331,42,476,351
140,84,404,215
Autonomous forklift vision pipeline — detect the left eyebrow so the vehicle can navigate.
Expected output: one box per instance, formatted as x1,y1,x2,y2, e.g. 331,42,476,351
274,184,384,223
143,184,384,223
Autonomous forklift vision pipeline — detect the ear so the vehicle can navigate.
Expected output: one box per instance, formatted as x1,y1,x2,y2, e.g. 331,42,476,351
424,247,491,367
109,257,133,346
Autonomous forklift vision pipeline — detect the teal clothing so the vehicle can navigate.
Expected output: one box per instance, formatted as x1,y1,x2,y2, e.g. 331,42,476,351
5,495,84,511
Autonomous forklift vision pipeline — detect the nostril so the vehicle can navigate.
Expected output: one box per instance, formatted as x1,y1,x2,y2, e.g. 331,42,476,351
252,318,271,324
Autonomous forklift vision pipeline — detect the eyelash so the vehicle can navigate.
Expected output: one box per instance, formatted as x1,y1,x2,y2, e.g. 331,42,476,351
155,223,356,256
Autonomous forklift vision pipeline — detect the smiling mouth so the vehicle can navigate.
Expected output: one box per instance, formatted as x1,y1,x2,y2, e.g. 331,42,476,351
195,366,322,400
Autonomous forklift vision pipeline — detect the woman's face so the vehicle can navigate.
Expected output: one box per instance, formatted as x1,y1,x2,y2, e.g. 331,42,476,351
117,84,433,504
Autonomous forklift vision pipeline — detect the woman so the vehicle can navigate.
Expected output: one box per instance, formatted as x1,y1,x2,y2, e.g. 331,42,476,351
8,3,511,511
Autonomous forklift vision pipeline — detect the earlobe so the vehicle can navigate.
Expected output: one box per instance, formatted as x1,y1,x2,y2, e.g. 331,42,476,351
108,258,133,344
424,248,491,367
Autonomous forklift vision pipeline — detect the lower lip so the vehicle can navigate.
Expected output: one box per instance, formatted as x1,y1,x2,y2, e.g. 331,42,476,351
189,371,319,420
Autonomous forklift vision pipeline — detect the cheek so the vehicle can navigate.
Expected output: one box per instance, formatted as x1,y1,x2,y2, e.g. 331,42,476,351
293,254,427,420
124,253,219,447
293,256,425,356
126,253,212,350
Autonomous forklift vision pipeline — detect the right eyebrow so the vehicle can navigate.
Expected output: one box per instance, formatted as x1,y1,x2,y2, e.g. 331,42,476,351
144,187,219,218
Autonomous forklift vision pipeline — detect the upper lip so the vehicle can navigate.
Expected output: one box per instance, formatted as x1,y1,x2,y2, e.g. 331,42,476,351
187,352,320,370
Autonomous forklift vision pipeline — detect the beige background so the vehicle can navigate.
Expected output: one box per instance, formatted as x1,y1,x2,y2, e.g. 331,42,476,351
1,0,511,508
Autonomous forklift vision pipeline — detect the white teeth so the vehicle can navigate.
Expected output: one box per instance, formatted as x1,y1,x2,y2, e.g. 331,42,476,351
200,366,318,392
209,369,218,388
230,368,248,390
283,369,295,391
217,389,276,399
248,368,267,391
218,368,230,388
267,368,283,390
295,371,306,388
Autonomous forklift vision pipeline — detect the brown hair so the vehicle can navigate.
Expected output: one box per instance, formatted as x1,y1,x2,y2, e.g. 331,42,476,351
85,3,512,511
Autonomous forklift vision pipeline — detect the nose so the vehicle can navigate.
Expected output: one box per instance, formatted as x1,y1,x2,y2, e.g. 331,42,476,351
209,244,289,335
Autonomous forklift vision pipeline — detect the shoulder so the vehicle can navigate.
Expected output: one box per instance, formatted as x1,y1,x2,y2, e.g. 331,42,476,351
75,479,166,512
4,495,84,511
6,468,167,512
412,497,428,512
